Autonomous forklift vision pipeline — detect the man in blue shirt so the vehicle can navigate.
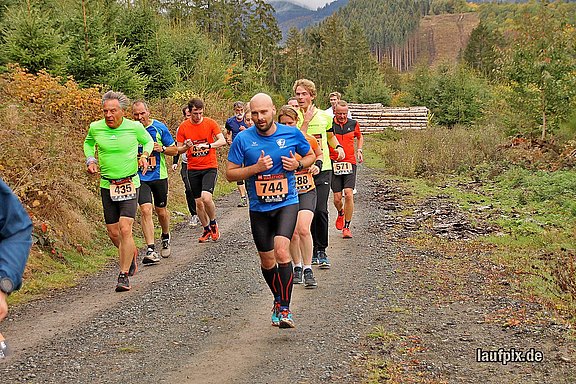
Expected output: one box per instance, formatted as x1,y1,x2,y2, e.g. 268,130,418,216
0,177,32,321
225,101,249,207
226,93,315,329
132,100,178,264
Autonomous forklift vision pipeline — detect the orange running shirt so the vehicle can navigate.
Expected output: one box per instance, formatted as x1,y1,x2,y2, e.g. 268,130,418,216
176,117,222,170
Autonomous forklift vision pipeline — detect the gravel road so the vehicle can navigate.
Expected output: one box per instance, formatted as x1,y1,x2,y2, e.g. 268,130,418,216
1,167,574,383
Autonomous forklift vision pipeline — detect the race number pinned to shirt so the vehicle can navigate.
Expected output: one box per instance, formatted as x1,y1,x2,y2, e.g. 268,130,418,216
191,139,210,157
295,169,315,194
333,161,353,175
255,173,288,203
138,154,156,171
109,178,137,201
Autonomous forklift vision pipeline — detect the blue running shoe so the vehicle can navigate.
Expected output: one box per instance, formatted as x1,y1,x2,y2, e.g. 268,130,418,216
271,301,281,326
312,255,319,265
279,309,295,329
317,250,331,269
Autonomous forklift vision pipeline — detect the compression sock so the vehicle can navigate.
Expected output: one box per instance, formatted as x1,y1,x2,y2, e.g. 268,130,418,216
261,265,279,300
344,220,351,228
277,262,294,308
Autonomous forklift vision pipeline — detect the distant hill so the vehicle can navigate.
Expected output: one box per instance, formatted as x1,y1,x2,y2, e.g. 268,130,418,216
267,0,349,40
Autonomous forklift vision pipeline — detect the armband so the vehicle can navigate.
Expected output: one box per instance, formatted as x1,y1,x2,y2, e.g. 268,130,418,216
335,144,343,150
314,159,323,169
86,157,97,166
208,143,212,149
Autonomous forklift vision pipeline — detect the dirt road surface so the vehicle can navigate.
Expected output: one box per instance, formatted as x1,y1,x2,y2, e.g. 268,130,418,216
1,168,574,383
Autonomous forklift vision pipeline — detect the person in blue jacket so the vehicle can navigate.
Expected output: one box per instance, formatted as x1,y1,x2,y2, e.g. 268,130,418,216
0,177,32,321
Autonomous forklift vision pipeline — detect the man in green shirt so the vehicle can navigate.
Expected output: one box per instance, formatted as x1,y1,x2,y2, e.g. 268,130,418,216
293,79,344,269
84,90,154,292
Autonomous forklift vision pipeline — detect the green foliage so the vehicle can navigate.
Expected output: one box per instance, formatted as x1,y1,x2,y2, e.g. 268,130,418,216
404,63,492,127
498,3,576,140
430,0,471,15
1,3,66,75
463,22,504,79
344,66,392,105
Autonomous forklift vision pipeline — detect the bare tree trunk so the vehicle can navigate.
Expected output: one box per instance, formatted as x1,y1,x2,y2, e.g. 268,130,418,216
81,0,89,52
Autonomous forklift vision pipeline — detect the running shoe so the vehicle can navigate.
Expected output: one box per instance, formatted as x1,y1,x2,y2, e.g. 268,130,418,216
210,222,220,241
198,229,212,243
189,215,200,227
278,309,295,329
312,254,319,265
115,272,131,292
143,249,161,264
128,248,138,276
238,196,248,207
342,227,353,239
303,268,318,288
293,266,303,284
161,235,171,258
335,211,345,230
317,250,331,269
271,301,281,326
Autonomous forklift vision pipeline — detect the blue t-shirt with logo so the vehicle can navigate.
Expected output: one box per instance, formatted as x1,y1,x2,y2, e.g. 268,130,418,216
225,116,248,141
228,123,311,212
138,119,175,182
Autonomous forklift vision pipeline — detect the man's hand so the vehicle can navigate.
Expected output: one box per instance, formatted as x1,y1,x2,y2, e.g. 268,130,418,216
0,291,8,322
255,150,273,173
357,149,364,163
153,142,163,153
281,151,300,171
139,156,149,175
336,146,345,161
87,162,98,174
309,164,321,175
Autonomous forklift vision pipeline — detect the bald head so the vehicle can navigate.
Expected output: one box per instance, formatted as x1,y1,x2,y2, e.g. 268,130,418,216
250,93,276,135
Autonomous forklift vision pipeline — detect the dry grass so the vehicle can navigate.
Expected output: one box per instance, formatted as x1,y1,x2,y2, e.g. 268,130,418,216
365,124,506,178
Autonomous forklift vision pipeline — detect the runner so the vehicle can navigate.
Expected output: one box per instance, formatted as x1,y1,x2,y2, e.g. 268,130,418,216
84,90,154,292
176,98,226,243
330,100,364,238
325,91,352,118
0,177,32,321
287,97,299,110
225,101,249,207
244,107,253,127
277,105,322,288
226,93,315,328
173,106,200,227
293,79,345,269
132,100,178,264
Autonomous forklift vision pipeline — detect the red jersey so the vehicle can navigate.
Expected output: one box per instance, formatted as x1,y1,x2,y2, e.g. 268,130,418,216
329,117,362,164
176,117,222,170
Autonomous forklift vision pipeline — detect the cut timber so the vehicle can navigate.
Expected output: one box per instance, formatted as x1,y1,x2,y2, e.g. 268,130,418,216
348,103,429,132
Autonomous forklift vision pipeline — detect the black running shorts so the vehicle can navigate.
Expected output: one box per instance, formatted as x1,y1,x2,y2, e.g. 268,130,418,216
138,178,169,207
331,164,357,193
101,187,139,224
249,204,299,252
297,188,317,212
187,168,218,198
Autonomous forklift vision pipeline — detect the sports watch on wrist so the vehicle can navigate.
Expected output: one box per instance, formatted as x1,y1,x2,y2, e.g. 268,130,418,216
0,277,14,295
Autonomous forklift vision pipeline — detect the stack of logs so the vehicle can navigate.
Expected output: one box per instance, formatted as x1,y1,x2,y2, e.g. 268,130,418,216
348,103,429,133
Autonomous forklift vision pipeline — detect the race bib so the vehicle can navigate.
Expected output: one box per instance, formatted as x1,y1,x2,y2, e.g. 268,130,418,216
191,139,210,157
295,169,315,194
109,178,136,201
333,161,353,175
138,154,156,171
255,173,289,203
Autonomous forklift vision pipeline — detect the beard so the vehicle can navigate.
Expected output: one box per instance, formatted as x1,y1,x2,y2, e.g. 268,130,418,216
256,119,274,134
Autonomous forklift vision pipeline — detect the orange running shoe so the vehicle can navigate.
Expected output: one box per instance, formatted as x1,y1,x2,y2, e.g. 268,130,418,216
198,229,212,243
210,222,220,241
342,227,353,239
335,211,345,230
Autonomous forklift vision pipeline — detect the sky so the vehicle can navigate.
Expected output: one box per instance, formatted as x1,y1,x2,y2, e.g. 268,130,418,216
267,0,335,10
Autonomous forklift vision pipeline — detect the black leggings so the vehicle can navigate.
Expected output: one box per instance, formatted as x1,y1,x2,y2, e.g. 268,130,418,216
180,162,196,215
312,170,331,253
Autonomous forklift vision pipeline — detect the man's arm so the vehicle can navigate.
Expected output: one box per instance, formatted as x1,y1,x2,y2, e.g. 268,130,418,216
0,179,32,321
327,132,345,160
226,150,273,182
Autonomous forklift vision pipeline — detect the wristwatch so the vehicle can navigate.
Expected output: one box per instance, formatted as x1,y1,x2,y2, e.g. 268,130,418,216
296,161,304,172
0,277,14,295
161,145,166,152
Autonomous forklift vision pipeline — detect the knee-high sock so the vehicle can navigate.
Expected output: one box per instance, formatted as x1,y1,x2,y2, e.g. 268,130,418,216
277,262,294,308
261,265,279,302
